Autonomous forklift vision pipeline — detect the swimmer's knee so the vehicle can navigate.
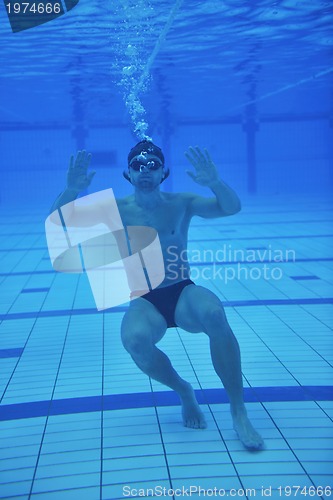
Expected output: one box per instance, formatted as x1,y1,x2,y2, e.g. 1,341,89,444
203,306,230,336
121,330,152,357
205,306,227,325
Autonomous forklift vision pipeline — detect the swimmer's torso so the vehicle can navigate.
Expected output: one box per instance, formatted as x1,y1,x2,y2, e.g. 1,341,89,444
108,192,192,287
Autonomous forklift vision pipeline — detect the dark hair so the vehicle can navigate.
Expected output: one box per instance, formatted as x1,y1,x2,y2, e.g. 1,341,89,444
123,139,169,183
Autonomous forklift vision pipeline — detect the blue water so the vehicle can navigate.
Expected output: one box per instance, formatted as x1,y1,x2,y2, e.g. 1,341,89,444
0,1,332,498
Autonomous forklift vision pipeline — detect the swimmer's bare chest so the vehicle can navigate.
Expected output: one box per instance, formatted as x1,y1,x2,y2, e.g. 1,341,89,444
116,193,191,249
104,192,193,285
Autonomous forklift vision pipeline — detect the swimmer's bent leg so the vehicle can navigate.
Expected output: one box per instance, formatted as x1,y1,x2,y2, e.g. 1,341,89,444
174,285,264,449
121,300,207,429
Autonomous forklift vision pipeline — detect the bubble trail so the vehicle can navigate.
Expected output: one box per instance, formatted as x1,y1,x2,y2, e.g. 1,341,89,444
119,0,183,140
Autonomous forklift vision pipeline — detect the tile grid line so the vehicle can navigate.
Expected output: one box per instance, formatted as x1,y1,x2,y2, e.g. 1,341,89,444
242,244,333,300
0,269,60,405
234,304,312,390
191,234,333,242
230,309,330,497
1,298,332,323
27,276,81,499
233,303,333,477
206,236,332,323
1,256,333,278
174,327,246,494
149,378,174,498
100,309,106,498
192,219,333,226
211,253,289,308
0,233,45,267
299,304,333,343
290,267,333,297
0,244,43,288
0,213,333,230
258,405,326,500
314,400,333,425
226,254,332,360
1,386,333,421
27,334,69,498
0,210,330,496
266,304,333,370
0,237,58,323
1,233,333,253
0,217,332,236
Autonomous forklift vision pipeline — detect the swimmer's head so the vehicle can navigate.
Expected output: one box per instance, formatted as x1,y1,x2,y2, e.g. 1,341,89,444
123,139,169,184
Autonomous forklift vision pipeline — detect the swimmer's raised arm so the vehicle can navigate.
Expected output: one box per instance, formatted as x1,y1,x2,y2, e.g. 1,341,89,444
50,150,95,213
49,151,110,227
185,146,241,218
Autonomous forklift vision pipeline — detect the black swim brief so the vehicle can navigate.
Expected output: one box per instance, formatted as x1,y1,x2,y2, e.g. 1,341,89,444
140,279,195,328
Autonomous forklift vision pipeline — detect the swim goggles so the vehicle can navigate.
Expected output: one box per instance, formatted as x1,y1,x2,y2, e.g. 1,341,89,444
129,158,163,172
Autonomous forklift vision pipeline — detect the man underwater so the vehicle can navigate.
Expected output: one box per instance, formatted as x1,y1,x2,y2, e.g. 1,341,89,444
51,140,264,450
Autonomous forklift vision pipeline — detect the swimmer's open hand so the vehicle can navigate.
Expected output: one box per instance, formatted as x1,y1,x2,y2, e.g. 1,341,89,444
185,146,219,188
67,150,96,193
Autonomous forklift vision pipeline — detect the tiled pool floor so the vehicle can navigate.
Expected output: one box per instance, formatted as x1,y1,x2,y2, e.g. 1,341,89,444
0,197,332,499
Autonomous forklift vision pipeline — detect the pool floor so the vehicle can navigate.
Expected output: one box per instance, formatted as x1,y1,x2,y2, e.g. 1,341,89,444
0,196,332,499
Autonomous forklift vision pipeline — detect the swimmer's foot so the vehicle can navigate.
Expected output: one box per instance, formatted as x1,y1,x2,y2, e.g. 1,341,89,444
179,383,207,429
231,408,264,450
